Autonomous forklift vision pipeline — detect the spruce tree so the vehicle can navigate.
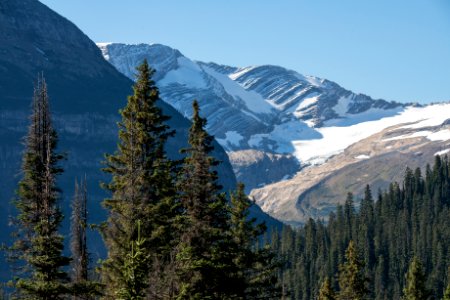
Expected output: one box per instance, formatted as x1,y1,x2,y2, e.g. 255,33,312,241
402,257,430,300
70,177,100,299
318,278,336,300
229,183,281,299
337,240,369,300
71,179,88,285
100,59,176,298
443,282,450,300
11,75,71,299
175,100,233,299
116,221,150,300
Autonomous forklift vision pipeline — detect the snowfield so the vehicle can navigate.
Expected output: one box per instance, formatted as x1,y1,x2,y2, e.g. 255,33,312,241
98,43,450,168
291,103,450,165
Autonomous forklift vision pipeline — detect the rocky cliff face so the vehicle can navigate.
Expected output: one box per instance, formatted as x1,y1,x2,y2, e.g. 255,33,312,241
99,43,450,226
228,150,299,192
0,0,280,279
0,0,130,113
99,43,404,153
99,43,409,195
250,109,450,225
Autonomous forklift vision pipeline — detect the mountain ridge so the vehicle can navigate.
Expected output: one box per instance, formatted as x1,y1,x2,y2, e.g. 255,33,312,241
99,42,450,225
0,0,283,280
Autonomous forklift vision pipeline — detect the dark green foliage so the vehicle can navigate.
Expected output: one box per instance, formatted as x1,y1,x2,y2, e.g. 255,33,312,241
319,278,336,300
402,257,430,300
100,60,177,297
175,100,234,299
274,155,450,299
443,282,450,300
229,183,281,299
10,75,71,299
117,221,150,300
337,241,369,300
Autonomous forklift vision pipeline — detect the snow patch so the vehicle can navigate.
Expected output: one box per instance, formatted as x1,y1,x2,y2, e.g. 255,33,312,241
294,73,324,87
97,42,113,60
96,42,113,47
355,154,370,160
217,131,244,148
383,131,432,142
435,149,450,156
332,96,352,116
290,103,450,165
159,57,206,89
229,66,257,80
297,94,319,110
383,129,450,142
249,119,321,153
202,65,273,114
428,129,450,141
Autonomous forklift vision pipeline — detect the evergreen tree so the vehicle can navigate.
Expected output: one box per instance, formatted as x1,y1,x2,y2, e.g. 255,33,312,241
402,257,430,300
70,177,100,299
71,178,88,285
443,282,450,300
229,183,281,299
175,100,233,299
318,278,336,300
11,75,71,299
270,157,450,299
116,221,150,300
337,240,368,300
100,60,176,298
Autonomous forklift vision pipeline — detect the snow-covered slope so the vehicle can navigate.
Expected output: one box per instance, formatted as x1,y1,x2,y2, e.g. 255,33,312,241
98,43,450,225
98,43,403,157
251,104,450,225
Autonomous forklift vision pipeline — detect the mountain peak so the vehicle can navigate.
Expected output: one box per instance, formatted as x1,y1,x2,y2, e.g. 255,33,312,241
99,43,405,148
0,0,130,113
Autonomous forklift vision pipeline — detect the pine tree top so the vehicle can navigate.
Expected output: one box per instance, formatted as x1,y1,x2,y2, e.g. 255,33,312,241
403,257,430,300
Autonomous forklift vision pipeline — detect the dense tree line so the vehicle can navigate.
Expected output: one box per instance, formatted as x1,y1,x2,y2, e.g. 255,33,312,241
3,60,450,299
274,156,450,299
5,62,280,299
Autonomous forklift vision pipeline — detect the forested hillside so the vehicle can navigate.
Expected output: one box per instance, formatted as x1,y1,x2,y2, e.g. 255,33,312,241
2,62,281,299
2,59,450,299
274,155,450,299
3,61,450,300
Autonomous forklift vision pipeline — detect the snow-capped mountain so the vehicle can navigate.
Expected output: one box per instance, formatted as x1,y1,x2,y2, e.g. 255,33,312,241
0,0,244,274
98,43,402,156
98,43,450,225
251,103,450,225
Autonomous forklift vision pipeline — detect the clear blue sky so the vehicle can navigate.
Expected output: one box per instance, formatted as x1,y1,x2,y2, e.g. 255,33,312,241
39,0,450,104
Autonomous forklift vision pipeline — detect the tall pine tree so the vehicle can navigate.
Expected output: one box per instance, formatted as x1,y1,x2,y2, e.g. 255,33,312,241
337,240,369,300
116,221,150,300
71,178,88,286
11,74,71,299
318,278,336,300
70,177,100,299
100,59,176,298
402,257,430,300
443,282,450,300
175,100,234,299
228,183,281,299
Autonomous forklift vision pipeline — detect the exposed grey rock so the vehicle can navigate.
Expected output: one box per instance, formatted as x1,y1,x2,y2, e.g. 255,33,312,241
0,0,284,280
250,122,450,226
98,43,405,150
228,150,299,192
99,43,406,197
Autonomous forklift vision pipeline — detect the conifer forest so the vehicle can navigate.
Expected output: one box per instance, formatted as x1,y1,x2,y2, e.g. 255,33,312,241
1,60,450,300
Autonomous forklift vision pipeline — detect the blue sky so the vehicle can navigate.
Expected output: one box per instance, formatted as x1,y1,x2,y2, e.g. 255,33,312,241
39,0,450,104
